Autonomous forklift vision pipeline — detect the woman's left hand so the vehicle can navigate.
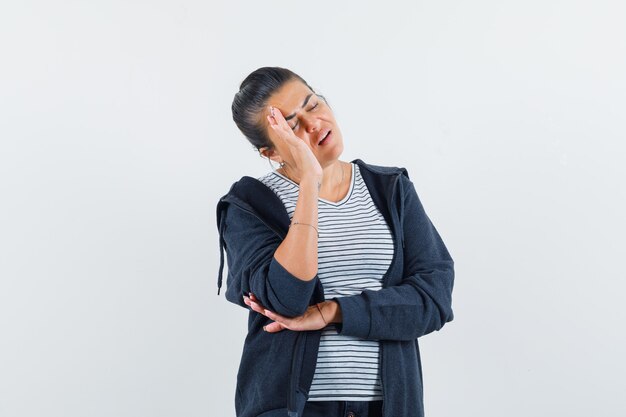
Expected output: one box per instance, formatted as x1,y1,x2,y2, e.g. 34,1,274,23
243,293,332,333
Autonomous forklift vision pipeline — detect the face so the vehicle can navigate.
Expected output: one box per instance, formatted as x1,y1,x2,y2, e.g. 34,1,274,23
259,79,344,168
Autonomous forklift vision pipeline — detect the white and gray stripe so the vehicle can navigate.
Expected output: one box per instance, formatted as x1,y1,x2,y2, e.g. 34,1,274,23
257,162,393,401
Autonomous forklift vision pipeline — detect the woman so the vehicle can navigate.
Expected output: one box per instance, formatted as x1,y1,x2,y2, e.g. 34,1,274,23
216,67,455,417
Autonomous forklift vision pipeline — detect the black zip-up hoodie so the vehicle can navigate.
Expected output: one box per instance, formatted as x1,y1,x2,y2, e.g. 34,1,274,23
216,158,455,417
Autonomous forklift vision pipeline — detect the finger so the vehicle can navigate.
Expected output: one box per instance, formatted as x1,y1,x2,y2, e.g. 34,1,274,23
244,297,267,315
269,105,281,120
267,115,290,138
244,294,261,306
249,293,263,306
268,106,292,132
264,309,291,327
245,295,270,314
266,106,277,124
263,321,286,333
267,115,284,132
250,301,266,314
249,298,265,309
243,296,255,310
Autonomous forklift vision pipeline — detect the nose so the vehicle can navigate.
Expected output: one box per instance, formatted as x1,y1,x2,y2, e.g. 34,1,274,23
303,114,321,134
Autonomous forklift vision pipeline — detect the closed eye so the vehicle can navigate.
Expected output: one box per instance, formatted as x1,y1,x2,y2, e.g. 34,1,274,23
290,102,319,130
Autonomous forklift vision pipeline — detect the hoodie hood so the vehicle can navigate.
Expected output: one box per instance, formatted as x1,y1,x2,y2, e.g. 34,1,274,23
215,158,409,296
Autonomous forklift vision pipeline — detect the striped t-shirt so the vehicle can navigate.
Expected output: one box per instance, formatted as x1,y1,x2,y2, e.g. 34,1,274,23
256,162,393,401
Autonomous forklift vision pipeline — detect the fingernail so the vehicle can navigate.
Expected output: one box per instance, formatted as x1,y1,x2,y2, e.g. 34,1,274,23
263,326,267,331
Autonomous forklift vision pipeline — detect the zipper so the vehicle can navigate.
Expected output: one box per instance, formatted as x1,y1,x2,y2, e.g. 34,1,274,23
380,343,386,417
379,172,401,417
288,331,306,417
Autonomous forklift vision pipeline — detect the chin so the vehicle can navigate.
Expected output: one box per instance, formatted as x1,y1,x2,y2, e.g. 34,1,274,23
332,140,344,157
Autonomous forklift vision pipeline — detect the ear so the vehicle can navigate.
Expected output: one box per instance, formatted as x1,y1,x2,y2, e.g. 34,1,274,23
259,147,281,163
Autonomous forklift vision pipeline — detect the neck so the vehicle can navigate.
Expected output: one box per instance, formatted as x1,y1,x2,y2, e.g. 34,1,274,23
278,160,347,194
318,160,345,195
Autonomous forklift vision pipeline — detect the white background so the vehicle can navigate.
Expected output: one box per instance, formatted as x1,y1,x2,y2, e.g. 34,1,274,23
1,1,625,416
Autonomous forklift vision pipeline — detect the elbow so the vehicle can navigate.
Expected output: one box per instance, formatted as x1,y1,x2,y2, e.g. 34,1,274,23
432,293,455,332
436,265,455,330
446,306,454,323
260,256,318,318
413,285,455,338
413,306,453,339
439,305,454,329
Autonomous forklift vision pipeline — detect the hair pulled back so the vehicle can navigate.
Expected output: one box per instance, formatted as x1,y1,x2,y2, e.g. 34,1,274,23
231,66,326,153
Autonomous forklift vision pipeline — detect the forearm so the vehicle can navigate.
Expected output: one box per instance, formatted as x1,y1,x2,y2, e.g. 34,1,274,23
332,267,454,341
273,177,320,281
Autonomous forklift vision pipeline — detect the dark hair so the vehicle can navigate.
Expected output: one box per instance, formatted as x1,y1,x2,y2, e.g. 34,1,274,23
231,66,327,153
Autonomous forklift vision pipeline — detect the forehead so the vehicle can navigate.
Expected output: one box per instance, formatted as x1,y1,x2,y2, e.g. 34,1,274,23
269,79,312,110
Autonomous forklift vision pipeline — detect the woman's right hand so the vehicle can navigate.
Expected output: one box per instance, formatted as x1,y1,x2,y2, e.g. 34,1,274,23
266,106,323,183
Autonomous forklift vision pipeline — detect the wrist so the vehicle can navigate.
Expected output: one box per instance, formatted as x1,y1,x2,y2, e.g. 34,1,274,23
300,177,322,192
323,300,342,324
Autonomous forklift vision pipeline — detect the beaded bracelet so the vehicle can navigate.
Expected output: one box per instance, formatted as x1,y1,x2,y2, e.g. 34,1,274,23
289,220,319,237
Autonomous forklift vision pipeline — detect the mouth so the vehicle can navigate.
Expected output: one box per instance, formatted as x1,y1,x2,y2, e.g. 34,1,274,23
318,130,332,146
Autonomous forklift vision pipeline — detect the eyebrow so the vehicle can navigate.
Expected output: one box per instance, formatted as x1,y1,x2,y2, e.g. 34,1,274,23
283,93,314,121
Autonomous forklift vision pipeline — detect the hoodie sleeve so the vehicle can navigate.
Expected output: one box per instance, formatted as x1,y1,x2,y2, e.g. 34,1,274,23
331,175,455,341
220,203,318,318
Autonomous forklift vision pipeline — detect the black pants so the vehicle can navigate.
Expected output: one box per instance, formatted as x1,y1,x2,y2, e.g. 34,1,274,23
302,400,383,417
